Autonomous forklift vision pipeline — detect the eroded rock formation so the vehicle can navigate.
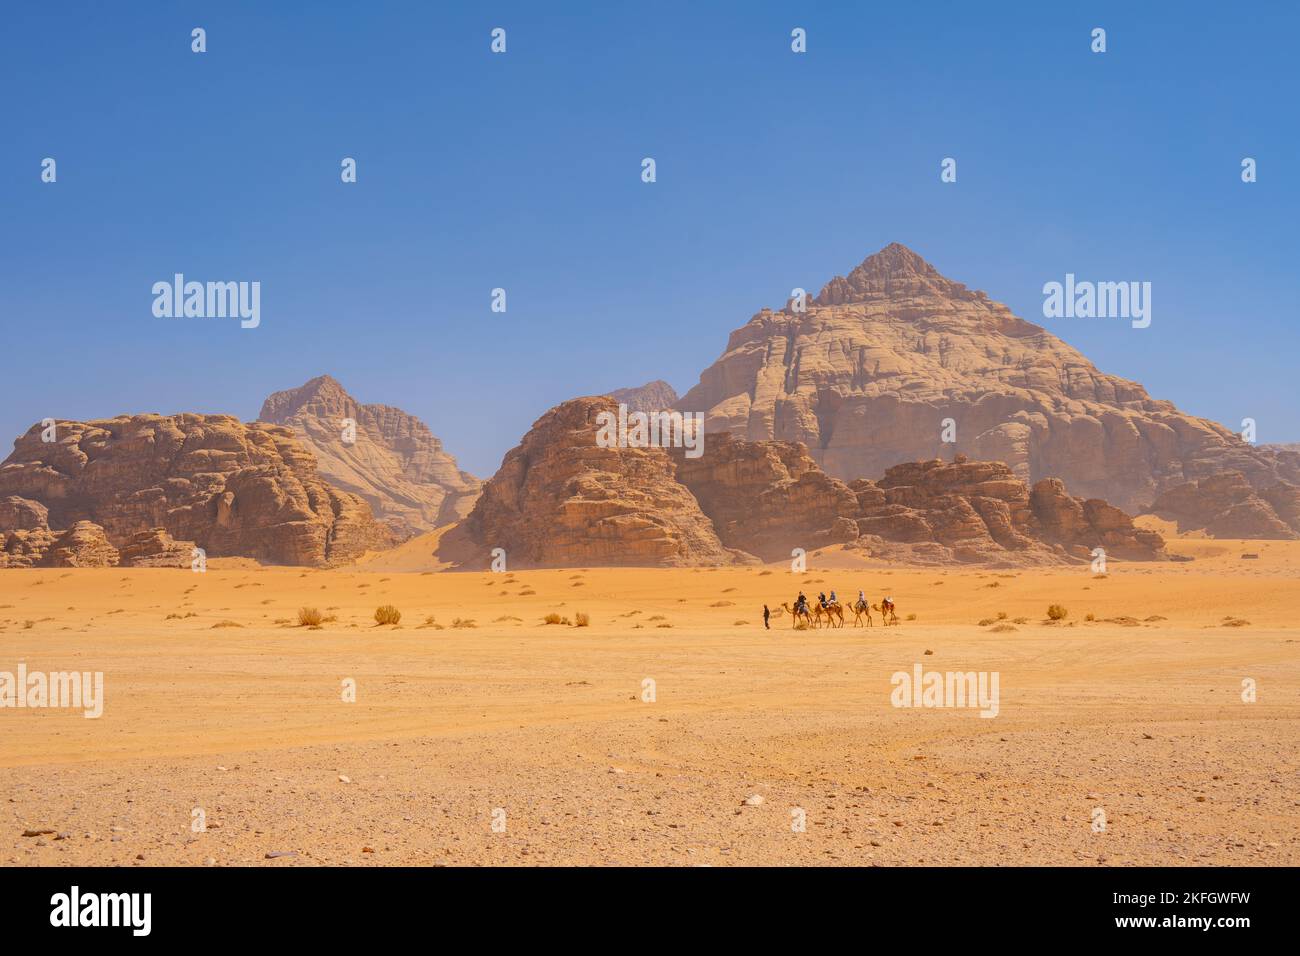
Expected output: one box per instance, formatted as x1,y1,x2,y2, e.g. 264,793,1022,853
259,375,481,538
0,414,393,567
679,242,1300,513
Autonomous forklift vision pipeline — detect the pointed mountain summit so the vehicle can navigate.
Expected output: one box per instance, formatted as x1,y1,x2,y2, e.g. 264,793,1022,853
259,375,481,538
680,243,1298,512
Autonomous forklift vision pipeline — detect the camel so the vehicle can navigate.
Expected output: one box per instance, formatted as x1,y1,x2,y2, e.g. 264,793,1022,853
872,601,900,626
781,602,813,629
851,599,873,627
808,601,844,628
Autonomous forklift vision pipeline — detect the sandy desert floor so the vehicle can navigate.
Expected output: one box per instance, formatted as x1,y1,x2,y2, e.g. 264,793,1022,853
1,534,1297,866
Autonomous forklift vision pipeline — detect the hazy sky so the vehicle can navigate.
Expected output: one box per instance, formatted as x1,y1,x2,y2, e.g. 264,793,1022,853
3,1,1297,476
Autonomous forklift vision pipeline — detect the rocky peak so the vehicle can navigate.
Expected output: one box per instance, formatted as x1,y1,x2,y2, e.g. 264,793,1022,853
259,376,481,538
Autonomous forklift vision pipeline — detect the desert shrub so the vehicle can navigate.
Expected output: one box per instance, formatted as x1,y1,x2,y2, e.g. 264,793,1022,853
1047,604,1068,621
1012,617,1028,624
710,601,733,607
647,615,666,622
374,604,402,625
978,618,996,627
211,620,242,629
574,612,590,627
297,606,323,627
543,612,564,625
990,623,1017,633
997,611,1008,620
1085,613,1096,622
451,617,477,628
906,613,917,621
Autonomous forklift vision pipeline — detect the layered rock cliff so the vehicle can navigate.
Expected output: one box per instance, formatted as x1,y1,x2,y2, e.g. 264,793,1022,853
678,242,1300,513
443,396,1164,569
0,414,393,567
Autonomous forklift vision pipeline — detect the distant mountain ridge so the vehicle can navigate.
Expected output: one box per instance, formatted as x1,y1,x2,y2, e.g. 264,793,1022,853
259,375,481,539
678,242,1300,513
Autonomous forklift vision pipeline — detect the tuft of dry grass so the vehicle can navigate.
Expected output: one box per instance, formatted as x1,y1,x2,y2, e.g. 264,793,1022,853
990,623,1017,633
451,617,477,628
373,605,402,626
297,606,323,627
211,620,242,629
1047,604,1068,621
543,612,564,625
573,612,590,627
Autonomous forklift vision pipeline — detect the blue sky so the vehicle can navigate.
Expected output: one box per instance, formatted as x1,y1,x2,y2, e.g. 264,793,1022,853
2,1,1296,476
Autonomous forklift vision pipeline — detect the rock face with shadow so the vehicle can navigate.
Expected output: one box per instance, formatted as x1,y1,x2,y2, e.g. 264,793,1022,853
260,374,481,540
0,413,393,567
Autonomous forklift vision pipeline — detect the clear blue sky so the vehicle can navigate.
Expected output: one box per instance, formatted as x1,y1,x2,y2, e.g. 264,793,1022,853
2,1,1296,476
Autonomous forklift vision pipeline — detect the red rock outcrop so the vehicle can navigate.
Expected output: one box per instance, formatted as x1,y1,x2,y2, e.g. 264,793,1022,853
679,242,1300,514
1144,472,1300,539
43,521,119,568
118,528,198,568
445,397,1162,568
441,397,739,568
0,414,393,567
671,433,860,560
259,375,481,538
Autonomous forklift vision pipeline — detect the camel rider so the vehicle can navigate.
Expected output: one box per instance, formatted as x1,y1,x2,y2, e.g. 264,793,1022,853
829,590,837,605
796,592,808,613
818,592,827,609
858,589,866,607
884,596,894,613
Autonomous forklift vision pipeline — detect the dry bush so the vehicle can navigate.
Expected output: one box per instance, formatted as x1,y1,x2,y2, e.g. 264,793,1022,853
374,604,402,625
543,612,564,625
990,623,1017,633
573,612,590,627
978,618,996,627
297,606,323,627
709,601,733,607
1047,604,1068,621
211,620,242,629
451,617,477,628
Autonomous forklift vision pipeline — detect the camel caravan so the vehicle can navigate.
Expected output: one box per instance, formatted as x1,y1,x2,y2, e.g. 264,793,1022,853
777,590,899,629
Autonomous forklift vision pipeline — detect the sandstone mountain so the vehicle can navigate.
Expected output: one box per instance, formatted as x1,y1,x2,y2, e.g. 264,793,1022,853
442,396,1164,569
1144,471,1300,539
678,242,1300,514
609,380,679,414
0,414,393,567
441,396,737,568
259,375,481,539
